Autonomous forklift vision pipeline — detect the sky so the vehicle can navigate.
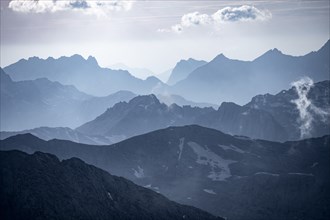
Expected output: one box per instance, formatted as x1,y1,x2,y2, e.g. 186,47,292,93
0,0,329,78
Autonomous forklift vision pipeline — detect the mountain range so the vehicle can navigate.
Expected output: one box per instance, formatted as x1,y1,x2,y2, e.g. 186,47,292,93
0,127,119,145
0,68,136,131
0,150,222,220
2,74,328,142
3,40,329,105
1,125,329,220
1,67,218,132
77,80,329,142
172,40,330,104
3,55,167,97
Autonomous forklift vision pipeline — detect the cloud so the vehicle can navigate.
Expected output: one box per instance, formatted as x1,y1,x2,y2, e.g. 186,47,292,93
212,5,271,22
158,12,211,33
8,0,133,16
291,77,330,138
158,5,271,33
181,12,212,27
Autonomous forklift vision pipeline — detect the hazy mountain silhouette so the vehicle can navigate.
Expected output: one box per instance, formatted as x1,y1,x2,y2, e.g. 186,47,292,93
0,68,90,130
77,79,329,142
245,80,330,140
195,102,288,141
167,58,207,85
0,150,222,220
156,93,218,109
0,127,117,145
110,62,155,79
3,55,167,96
76,93,285,141
1,126,329,220
172,40,330,104
0,68,136,131
76,94,214,137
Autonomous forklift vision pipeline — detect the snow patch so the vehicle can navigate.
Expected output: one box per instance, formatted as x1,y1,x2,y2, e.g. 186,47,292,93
132,166,145,178
144,184,159,190
178,137,185,160
107,192,113,200
188,142,235,181
288,173,314,176
203,189,217,195
241,111,249,115
218,144,245,153
311,162,318,168
254,172,279,177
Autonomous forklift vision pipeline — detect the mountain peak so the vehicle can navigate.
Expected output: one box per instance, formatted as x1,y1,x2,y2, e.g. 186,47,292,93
271,48,282,54
87,55,98,65
263,48,283,56
4,133,45,143
317,39,330,53
27,56,41,61
213,53,229,62
146,76,162,83
129,94,161,106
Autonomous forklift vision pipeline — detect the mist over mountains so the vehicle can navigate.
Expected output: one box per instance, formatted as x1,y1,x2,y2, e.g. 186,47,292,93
76,79,329,142
3,55,167,97
4,40,329,105
1,40,329,220
0,68,136,130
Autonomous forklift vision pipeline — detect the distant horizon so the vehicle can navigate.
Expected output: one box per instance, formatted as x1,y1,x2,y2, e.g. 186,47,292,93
2,38,329,81
1,0,329,76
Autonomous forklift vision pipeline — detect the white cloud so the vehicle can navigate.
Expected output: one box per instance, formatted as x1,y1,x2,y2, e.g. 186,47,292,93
181,12,212,27
212,5,271,22
8,0,133,16
158,5,271,33
291,77,330,138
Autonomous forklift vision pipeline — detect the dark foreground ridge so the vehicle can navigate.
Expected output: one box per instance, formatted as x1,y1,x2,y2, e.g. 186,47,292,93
0,150,223,220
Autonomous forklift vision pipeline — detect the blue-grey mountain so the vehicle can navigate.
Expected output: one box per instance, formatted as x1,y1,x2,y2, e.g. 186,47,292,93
0,68,135,130
167,58,207,85
3,55,166,96
77,80,329,142
0,150,222,220
245,80,330,140
1,125,329,220
0,127,117,145
172,40,330,104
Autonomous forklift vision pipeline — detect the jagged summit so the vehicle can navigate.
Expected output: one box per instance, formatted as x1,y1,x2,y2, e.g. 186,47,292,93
213,53,229,61
87,55,98,66
128,94,161,106
167,58,207,85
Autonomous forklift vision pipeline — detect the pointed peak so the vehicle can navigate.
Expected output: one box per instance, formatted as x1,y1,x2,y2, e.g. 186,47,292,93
270,48,282,54
254,48,285,61
87,55,98,65
214,53,229,61
317,39,330,52
27,56,41,61
266,48,283,55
